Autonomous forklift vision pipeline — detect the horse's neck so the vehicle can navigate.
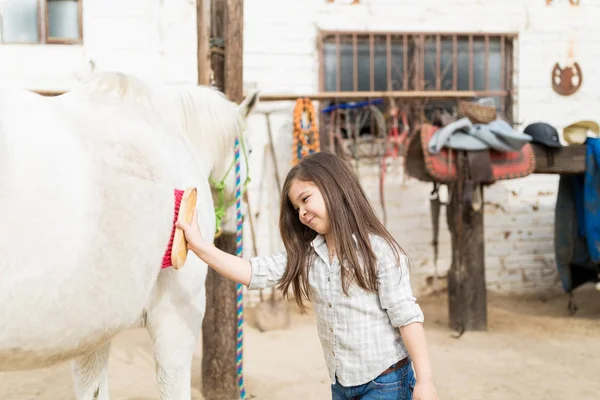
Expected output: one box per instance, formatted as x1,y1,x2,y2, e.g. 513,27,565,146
187,133,231,183
70,75,236,183
133,86,226,175
170,89,235,181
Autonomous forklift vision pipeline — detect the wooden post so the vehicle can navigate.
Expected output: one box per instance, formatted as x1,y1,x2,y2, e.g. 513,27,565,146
446,151,487,332
203,233,239,399
224,0,244,103
201,0,244,399
197,0,212,85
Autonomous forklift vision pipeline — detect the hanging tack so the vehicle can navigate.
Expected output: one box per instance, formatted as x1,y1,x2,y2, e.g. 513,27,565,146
292,98,320,166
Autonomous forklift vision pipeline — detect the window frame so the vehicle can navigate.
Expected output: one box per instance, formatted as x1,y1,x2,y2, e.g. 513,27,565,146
317,30,516,118
1,0,83,45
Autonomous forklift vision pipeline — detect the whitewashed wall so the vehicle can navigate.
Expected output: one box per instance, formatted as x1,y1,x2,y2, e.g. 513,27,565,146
241,0,600,298
0,0,198,90
0,0,598,297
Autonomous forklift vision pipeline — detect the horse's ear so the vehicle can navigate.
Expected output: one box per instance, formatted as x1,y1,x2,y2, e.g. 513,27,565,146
238,90,260,118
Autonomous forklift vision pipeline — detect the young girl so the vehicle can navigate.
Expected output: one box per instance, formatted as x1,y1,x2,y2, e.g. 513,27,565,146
177,152,439,400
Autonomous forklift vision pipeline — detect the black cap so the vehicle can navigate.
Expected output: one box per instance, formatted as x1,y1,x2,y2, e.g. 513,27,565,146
523,122,562,148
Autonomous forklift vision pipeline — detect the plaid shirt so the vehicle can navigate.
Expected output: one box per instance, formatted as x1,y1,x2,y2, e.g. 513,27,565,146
248,234,424,386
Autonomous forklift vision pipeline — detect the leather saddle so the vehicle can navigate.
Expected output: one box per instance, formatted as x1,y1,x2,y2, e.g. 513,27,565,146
405,123,536,184
406,116,537,279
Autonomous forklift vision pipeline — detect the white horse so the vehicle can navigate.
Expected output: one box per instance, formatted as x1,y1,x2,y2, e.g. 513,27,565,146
0,72,258,399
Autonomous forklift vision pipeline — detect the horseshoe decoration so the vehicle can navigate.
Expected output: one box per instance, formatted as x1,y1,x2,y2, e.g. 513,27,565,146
552,62,583,96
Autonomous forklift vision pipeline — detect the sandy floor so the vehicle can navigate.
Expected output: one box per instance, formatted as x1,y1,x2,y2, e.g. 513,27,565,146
1,286,599,400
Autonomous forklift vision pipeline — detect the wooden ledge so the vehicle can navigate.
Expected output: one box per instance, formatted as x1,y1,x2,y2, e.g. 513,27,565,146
533,143,586,175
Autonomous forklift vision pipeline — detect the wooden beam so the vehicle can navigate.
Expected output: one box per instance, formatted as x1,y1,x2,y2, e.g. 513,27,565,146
197,0,212,85
533,143,586,174
255,90,508,102
446,151,487,332
34,90,64,97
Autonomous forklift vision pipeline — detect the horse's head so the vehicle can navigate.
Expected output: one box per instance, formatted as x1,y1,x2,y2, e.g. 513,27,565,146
176,86,259,234
209,90,259,233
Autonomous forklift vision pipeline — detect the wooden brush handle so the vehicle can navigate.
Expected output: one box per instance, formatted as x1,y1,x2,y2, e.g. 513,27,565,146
171,187,197,270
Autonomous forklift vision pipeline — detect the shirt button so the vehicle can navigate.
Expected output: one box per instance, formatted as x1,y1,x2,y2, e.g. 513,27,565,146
328,302,332,308
330,328,333,333
328,277,331,282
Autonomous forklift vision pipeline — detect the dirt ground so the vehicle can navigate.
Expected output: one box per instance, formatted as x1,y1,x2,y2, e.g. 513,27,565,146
1,286,599,400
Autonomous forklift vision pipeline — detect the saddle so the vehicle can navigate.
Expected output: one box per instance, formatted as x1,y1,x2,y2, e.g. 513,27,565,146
405,123,536,185
406,113,536,282
407,121,536,277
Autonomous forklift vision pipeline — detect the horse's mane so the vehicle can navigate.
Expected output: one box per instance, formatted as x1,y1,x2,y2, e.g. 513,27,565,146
67,72,246,174
71,72,159,108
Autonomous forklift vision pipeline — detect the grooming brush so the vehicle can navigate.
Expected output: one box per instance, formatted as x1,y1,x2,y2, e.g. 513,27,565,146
162,187,197,270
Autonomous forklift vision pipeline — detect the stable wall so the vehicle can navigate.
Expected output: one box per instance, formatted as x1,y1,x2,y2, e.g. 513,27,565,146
241,0,600,297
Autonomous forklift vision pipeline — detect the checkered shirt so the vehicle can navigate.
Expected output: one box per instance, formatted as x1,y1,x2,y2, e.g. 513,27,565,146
248,234,424,386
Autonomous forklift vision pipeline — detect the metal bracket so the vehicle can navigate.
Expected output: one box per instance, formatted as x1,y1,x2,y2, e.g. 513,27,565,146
210,37,225,48
209,37,225,56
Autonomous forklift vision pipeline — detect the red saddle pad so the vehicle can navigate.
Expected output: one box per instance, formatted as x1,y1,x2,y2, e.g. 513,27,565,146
406,123,536,183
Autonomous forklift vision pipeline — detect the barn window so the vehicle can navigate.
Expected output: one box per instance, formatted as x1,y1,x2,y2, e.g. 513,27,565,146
1,0,82,44
319,32,515,120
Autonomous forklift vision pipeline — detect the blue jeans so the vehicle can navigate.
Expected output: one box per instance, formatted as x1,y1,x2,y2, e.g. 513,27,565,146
331,360,416,400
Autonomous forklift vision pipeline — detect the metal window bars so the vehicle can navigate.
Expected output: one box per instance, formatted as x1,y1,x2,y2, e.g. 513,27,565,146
317,31,516,160
318,32,515,111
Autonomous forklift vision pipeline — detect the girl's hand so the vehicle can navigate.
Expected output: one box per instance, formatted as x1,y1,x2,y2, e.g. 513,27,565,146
412,381,439,400
175,209,211,252
174,209,252,285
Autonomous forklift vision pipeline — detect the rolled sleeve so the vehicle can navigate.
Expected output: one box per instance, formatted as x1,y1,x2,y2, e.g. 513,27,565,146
376,246,424,327
247,251,288,290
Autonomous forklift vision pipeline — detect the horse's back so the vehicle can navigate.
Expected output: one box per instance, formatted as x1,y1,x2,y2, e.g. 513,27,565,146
0,85,210,370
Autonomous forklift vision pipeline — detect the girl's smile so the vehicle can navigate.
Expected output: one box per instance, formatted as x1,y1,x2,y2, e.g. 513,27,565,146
288,179,330,235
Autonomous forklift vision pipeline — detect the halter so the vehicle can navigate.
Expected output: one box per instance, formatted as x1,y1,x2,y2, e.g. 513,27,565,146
208,135,251,237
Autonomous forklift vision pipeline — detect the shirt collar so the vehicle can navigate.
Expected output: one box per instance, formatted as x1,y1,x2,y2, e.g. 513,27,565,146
311,234,325,248
310,233,360,248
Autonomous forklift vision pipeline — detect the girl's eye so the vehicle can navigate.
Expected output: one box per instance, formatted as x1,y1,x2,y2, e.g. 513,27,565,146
302,196,310,202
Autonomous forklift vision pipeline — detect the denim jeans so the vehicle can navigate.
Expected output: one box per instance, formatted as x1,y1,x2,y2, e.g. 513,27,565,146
331,360,416,400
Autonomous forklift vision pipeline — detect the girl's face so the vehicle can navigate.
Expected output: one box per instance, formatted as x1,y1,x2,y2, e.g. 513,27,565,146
288,179,330,235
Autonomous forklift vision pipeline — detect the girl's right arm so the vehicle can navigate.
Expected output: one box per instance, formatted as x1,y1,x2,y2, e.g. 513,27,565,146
176,209,288,290
190,240,252,286
176,209,252,286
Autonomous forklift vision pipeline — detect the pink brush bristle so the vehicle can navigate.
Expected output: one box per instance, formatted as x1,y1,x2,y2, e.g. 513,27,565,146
162,188,185,269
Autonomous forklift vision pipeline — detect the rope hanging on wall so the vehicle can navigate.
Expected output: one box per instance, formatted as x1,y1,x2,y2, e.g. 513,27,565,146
292,98,320,165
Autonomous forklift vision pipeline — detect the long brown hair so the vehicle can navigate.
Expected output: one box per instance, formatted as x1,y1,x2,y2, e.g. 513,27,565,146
277,152,406,310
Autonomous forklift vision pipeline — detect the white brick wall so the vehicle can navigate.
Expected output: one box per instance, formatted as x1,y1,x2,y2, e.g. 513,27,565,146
0,0,197,89
1,0,598,297
241,0,600,299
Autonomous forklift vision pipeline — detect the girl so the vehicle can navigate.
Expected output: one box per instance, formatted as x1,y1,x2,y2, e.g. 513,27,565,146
177,152,439,400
